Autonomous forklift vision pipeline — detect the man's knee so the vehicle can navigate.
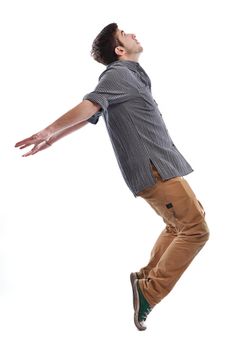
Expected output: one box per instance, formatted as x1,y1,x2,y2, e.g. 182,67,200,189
202,219,210,238
194,219,210,243
181,218,210,243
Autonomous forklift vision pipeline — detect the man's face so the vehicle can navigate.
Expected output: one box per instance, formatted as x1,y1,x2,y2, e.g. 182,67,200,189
115,29,143,56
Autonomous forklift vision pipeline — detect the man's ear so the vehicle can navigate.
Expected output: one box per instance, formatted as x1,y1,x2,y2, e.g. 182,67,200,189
115,46,125,57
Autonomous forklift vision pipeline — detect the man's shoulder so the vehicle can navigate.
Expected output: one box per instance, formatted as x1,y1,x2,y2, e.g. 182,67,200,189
99,61,130,81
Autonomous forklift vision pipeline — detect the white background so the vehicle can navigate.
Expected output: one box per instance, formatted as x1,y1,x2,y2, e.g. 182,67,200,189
1,0,237,348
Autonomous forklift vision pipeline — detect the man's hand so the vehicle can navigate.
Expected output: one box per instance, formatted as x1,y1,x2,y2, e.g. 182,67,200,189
15,100,100,157
15,130,52,157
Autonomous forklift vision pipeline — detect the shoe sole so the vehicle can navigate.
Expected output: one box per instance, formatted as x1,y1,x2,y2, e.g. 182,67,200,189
130,273,138,309
132,279,147,331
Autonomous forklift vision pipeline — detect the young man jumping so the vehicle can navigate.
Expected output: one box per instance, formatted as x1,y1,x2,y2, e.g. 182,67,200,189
15,23,210,331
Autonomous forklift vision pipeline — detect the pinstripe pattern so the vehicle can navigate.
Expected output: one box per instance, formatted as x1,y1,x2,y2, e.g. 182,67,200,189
83,60,193,197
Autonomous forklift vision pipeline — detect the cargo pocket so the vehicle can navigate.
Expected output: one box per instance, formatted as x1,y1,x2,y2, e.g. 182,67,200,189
162,201,180,227
164,179,206,228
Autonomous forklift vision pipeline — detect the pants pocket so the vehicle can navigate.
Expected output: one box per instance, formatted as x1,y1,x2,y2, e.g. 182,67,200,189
164,179,206,227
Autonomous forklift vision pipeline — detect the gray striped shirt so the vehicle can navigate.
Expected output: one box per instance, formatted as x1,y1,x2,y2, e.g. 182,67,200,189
83,60,193,197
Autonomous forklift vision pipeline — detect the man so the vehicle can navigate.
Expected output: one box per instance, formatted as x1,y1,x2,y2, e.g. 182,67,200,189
15,23,210,331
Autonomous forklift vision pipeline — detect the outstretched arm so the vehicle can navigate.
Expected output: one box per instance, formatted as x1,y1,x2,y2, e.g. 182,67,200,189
46,119,89,144
15,100,100,157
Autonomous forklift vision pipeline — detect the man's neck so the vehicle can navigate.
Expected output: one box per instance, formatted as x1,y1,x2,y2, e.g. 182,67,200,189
119,54,140,63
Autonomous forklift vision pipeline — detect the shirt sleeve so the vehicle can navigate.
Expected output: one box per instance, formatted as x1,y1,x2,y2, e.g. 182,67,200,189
87,111,102,125
83,67,132,124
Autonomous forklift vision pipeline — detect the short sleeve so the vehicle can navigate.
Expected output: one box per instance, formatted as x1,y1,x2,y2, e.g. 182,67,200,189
83,67,133,124
87,111,102,125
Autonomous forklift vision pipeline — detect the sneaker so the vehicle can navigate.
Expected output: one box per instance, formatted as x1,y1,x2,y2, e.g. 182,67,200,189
132,279,153,331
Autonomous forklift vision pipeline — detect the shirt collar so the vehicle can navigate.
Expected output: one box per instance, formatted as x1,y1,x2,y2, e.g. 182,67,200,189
107,60,140,72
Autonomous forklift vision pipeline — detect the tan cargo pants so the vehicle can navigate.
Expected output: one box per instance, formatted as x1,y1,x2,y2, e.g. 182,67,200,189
137,162,210,307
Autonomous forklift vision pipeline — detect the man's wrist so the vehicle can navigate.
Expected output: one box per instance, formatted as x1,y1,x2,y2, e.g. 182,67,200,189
43,125,54,136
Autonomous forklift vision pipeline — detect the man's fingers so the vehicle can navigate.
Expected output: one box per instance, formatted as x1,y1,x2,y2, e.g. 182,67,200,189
22,151,32,157
22,149,34,157
21,141,37,156
22,141,48,157
22,147,39,157
18,139,50,157
19,144,30,149
15,139,32,147
15,135,38,148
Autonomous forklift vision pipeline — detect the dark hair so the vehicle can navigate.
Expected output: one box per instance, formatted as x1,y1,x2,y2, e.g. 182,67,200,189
91,23,123,66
